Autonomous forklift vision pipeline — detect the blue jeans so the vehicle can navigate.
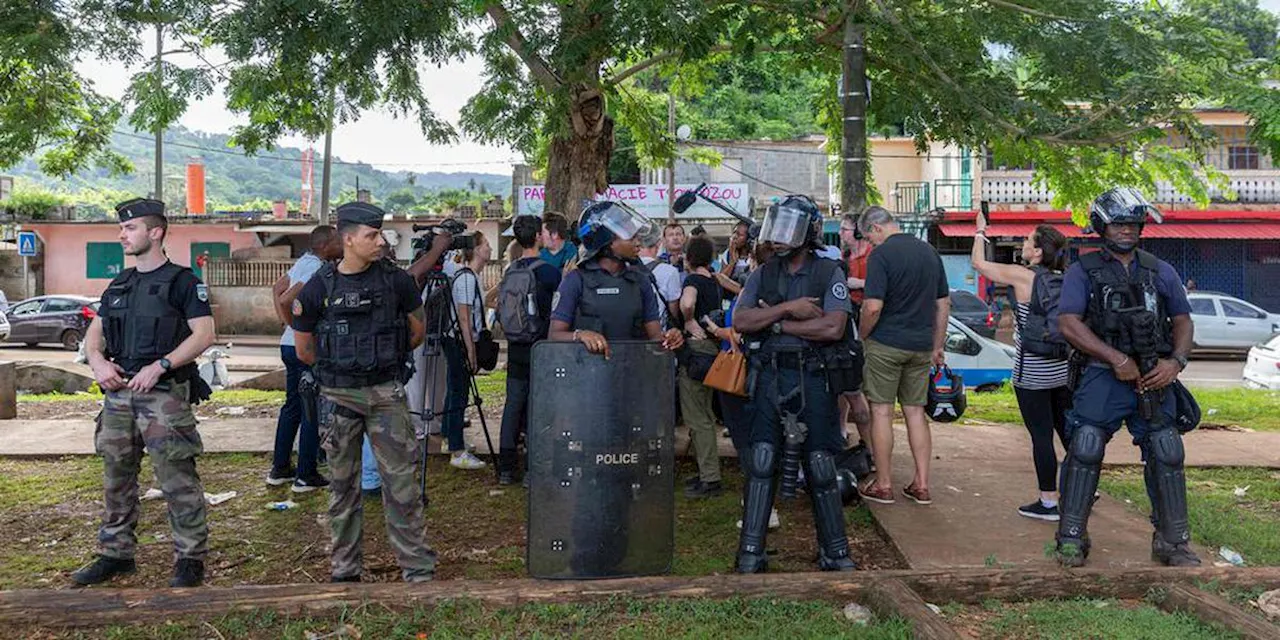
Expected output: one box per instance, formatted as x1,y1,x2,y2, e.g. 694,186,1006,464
1065,365,1178,520
361,435,382,491
441,337,469,453
272,346,319,477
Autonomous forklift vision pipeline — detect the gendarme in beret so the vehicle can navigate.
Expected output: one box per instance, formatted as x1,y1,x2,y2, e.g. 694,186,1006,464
335,202,386,229
115,198,166,223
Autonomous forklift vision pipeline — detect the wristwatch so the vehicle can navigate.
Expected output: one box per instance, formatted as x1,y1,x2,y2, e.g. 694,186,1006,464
158,357,172,371
1172,354,1188,371
771,322,783,335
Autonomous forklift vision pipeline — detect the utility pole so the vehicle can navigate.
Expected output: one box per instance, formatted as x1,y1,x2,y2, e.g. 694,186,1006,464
840,1,868,214
667,92,677,223
154,23,164,201
318,94,335,224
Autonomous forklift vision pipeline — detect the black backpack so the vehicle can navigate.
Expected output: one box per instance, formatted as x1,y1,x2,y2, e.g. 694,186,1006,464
497,259,548,344
1020,267,1068,360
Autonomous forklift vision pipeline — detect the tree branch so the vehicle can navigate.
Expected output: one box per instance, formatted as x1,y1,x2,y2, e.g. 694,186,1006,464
608,45,781,86
981,0,1096,23
483,2,561,90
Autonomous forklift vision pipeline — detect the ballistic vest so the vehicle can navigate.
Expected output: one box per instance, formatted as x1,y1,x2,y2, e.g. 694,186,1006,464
751,252,844,353
1079,249,1173,358
573,260,648,340
313,261,410,388
100,262,193,373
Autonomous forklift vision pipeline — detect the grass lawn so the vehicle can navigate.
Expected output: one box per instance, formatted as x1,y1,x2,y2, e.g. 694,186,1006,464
963,385,1280,432
1099,467,1280,566
941,597,1243,640
19,599,913,639
0,450,899,590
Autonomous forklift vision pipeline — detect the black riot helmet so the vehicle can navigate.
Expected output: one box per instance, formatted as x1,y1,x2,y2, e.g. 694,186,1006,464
758,195,823,255
926,365,967,423
577,200,658,263
1089,187,1163,253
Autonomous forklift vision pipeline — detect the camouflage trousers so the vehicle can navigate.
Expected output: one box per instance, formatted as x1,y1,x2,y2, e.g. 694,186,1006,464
95,380,208,561
320,382,436,582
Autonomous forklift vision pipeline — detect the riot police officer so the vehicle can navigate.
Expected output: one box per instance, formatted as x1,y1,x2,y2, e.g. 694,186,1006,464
74,198,217,588
732,195,859,573
547,201,683,352
292,202,438,582
1054,187,1200,567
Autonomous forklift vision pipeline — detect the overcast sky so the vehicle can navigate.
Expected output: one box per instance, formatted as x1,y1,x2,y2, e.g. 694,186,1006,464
76,42,519,177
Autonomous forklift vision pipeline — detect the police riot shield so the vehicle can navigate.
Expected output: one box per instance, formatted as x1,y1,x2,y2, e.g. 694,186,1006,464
527,340,676,579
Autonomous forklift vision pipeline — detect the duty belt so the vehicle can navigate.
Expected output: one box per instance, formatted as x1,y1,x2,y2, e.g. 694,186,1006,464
763,350,823,372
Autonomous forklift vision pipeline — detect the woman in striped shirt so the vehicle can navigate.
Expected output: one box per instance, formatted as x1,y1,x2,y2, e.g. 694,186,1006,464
971,217,1071,522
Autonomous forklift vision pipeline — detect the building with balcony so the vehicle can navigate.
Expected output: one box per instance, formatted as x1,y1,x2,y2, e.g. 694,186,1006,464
866,109,1280,312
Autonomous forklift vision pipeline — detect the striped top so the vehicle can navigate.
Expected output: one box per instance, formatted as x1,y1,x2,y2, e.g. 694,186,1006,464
1013,302,1070,390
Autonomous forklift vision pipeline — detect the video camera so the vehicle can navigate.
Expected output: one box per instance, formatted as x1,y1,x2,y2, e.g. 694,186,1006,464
411,218,475,254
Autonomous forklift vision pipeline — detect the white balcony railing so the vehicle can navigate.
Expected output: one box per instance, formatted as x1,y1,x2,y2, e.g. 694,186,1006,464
981,172,1280,205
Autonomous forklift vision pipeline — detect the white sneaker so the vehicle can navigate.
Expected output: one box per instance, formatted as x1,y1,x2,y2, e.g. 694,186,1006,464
450,451,487,470
736,508,781,530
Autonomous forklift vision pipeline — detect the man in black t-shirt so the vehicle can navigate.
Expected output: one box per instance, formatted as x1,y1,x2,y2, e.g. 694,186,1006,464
857,207,950,507
496,215,562,485
292,202,437,583
74,198,217,589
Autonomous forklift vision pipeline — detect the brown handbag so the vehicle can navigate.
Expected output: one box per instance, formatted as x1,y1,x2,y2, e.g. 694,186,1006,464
703,349,748,397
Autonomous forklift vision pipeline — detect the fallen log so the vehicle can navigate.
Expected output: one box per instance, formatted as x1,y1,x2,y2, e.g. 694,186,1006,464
1155,584,1280,640
3,566,1278,628
863,578,960,640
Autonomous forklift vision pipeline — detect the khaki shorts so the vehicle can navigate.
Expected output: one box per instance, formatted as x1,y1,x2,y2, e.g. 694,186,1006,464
862,339,933,407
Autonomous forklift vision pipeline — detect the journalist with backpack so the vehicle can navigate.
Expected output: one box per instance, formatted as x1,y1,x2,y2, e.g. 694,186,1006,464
495,216,563,485
970,215,1072,522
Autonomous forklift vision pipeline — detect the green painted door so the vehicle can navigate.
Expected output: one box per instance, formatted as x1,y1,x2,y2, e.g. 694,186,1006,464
86,242,124,279
190,242,230,280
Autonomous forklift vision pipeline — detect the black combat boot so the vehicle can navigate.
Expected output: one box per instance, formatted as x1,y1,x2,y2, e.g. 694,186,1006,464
169,558,205,588
71,555,136,586
736,443,778,574
808,451,857,571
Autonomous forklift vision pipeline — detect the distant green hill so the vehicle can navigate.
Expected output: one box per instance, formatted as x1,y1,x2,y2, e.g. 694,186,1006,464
6,126,511,210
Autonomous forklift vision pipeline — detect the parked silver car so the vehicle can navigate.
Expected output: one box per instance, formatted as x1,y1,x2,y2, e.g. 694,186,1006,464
1187,292,1280,351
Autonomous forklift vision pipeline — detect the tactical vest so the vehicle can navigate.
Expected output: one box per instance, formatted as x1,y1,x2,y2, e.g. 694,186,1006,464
1079,249,1173,359
101,262,193,372
751,252,843,352
313,261,410,388
573,261,648,340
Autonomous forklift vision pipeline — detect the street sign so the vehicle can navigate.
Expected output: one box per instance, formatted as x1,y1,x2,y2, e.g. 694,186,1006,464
17,231,37,257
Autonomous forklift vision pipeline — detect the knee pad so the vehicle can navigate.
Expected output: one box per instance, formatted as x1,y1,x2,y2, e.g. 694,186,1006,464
747,442,778,480
1147,428,1185,467
806,450,838,490
1068,424,1108,466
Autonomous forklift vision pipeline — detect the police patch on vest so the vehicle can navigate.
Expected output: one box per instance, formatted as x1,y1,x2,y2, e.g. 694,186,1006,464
196,284,208,302
344,292,360,307
595,287,621,295
832,282,848,301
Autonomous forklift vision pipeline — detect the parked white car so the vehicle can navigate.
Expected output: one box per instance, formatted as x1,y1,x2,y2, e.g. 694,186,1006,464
1243,335,1280,390
1187,292,1280,351
942,316,1016,391
0,311,9,342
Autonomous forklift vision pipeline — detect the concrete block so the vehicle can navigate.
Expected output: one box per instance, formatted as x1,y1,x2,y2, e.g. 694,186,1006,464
15,362,95,395
231,367,287,391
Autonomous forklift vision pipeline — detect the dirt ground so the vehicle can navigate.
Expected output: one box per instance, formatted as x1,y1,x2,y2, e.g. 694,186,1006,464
0,452,902,591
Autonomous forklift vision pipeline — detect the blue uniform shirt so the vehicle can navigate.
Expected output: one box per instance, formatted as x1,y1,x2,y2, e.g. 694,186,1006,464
1059,251,1192,318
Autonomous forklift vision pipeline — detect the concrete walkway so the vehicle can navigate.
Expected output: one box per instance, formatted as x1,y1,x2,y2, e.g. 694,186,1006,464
863,424,1280,570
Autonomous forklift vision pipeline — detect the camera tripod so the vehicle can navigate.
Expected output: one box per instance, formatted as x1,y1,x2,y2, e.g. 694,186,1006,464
412,268,499,507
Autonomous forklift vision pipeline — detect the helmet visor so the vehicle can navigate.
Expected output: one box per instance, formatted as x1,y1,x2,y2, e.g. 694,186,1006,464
1092,187,1163,225
594,202,655,243
758,204,809,249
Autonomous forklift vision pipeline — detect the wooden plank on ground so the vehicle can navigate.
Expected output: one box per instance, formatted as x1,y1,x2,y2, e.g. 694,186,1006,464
3,566,1278,628
863,578,961,640
1156,584,1280,640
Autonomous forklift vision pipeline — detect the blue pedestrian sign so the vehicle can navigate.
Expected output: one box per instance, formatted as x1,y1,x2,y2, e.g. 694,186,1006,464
17,231,37,257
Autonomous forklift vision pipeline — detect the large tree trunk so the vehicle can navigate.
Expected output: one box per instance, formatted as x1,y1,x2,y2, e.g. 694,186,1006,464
543,86,614,217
